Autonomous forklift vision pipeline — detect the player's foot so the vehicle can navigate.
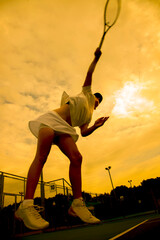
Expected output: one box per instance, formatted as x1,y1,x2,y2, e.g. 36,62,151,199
68,197,101,224
15,201,49,230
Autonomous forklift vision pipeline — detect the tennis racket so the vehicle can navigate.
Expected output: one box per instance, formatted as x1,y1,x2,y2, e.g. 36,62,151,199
99,0,121,50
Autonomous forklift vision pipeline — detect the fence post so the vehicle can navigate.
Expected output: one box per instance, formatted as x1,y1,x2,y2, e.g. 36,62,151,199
63,179,65,195
24,178,26,199
40,171,45,217
0,172,4,210
66,187,68,197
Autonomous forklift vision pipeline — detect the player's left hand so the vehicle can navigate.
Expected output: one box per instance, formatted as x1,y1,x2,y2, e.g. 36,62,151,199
94,116,109,128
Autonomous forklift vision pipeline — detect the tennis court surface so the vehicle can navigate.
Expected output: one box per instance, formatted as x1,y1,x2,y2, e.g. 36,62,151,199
16,212,160,240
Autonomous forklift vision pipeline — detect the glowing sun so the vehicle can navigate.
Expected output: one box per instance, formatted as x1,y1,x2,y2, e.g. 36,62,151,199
112,81,154,118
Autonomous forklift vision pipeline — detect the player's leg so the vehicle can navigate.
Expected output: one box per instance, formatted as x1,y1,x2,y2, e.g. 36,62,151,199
25,127,55,199
15,127,55,230
57,134,82,199
57,134,100,224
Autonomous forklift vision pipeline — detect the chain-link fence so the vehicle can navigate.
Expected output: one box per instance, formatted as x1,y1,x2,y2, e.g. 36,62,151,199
0,171,102,238
0,171,73,209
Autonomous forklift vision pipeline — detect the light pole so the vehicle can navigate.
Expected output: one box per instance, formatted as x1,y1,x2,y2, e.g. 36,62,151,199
128,180,132,188
105,166,116,199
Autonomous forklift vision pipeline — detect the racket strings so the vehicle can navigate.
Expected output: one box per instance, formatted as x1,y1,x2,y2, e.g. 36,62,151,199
104,0,120,28
99,0,121,49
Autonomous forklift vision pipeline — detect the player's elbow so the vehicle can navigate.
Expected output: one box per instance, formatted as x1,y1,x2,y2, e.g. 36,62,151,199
81,129,89,137
80,124,89,137
81,131,87,137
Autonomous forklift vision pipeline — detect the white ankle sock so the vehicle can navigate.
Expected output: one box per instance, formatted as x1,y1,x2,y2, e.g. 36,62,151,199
23,199,34,207
73,197,83,204
74,197,83,200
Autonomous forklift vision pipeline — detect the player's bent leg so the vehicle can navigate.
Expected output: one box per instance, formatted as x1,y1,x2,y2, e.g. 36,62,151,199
57,134,101,224
57,134,82,199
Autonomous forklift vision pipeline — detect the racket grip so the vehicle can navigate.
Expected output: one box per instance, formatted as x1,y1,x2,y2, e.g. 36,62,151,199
94,48,102,60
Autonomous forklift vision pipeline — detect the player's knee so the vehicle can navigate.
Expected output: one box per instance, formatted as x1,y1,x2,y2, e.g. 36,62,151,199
70,152,82,167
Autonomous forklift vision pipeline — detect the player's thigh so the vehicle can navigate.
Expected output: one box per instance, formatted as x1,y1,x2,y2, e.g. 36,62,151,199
35,127,55,159
57,134,82,165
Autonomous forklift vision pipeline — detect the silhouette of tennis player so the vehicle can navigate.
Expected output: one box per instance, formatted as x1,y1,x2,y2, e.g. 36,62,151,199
15,48,109,230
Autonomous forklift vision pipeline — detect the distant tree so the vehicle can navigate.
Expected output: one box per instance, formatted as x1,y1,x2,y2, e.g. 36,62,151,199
111,185,130,199
82,192,92,202
141,178,160,198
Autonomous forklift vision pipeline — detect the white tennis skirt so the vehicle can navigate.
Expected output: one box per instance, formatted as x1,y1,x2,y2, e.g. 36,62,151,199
28,111,79,143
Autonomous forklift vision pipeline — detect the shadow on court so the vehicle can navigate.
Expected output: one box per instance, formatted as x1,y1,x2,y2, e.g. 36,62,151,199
15,212,160,240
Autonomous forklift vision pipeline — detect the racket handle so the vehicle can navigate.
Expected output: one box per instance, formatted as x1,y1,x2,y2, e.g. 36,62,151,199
94,47,102,60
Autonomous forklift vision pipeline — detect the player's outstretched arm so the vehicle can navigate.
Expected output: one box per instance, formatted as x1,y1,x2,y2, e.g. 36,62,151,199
80,116,109,137
83,48,102,87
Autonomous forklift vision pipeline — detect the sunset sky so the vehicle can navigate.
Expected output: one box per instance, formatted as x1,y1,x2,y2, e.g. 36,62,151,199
0,0,160,198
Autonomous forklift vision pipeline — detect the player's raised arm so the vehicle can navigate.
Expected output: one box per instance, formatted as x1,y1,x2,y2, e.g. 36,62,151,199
83,48,102,87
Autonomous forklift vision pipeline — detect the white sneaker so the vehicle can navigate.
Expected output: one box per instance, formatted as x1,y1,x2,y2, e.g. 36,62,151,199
68,198,101,224
15,202,49,230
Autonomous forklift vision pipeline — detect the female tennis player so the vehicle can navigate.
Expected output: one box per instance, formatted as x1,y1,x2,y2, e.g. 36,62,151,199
15,48,109,230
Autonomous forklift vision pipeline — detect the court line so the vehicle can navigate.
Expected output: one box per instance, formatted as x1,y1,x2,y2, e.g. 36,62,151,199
108,219,149,240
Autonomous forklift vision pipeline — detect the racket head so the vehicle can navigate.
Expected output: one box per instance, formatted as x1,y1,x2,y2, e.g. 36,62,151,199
104,0,121,29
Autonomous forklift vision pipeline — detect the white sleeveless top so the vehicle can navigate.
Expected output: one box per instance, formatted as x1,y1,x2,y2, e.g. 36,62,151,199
61,85,95,127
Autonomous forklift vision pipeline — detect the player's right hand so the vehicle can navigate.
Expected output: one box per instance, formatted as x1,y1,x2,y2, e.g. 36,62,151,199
94,47,102,60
